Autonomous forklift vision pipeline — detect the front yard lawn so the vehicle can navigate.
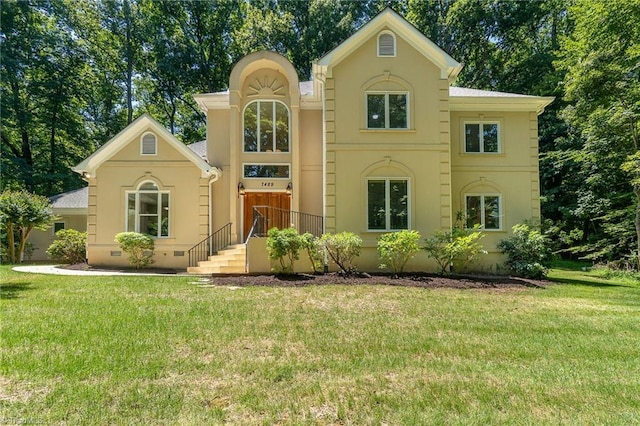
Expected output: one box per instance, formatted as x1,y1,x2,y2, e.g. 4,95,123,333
1,265,639,424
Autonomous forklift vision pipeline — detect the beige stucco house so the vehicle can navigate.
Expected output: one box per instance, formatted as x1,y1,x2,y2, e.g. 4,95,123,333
32,8,553,273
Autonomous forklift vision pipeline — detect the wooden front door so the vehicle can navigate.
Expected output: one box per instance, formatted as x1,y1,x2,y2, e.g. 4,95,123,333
243,192,291,240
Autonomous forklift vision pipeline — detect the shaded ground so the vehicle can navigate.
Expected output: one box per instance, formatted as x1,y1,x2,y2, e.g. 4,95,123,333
62,263,547,289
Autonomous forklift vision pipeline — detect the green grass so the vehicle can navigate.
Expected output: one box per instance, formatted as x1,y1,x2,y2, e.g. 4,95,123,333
2,265,640,425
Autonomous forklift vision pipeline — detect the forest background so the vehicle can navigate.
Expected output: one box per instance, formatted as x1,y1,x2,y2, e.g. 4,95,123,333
1,0,639,264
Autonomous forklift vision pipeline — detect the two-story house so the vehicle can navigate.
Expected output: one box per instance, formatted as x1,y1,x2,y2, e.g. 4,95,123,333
31,8,553,273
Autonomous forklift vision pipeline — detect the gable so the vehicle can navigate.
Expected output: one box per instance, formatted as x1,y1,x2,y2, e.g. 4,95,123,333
315,8,462,81
73,114,221,179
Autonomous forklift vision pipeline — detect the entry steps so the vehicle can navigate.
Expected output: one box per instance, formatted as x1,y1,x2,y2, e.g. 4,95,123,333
187,244,246,274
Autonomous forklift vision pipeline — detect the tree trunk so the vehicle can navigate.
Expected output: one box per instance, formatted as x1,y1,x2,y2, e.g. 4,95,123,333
635,186,640,270
6,223,16,264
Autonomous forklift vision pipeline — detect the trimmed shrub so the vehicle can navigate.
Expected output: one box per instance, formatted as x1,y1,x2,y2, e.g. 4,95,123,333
47,229,87,264
377,230,421,274
301,232,325,274
424,225,486,274
114,232,154,269
266,227,305,274
498,223,552,279
320,232,362,274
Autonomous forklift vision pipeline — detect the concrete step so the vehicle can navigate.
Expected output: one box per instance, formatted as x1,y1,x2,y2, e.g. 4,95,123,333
187,265,246,274
188,243,247,275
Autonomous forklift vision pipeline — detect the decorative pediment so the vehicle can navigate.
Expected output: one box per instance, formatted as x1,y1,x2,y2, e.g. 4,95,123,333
247,75,286,98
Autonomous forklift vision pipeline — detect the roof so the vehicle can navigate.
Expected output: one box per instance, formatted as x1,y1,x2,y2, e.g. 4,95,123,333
450,87,554,114
49,187,88,211
315,7,462,81
187,140,208,162
73,114,222,180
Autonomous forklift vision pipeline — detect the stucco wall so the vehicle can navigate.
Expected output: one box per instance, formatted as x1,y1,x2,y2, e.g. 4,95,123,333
28,214,87,261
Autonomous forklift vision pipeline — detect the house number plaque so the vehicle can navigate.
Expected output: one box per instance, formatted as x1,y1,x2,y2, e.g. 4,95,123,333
260,182,274,187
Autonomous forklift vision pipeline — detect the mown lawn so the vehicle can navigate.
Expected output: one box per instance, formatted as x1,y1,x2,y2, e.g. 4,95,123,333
1,265,639,425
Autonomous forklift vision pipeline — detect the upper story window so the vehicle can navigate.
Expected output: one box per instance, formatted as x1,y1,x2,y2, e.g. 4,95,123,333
367,178,409,231
367,92,408,129
378,31,396,57
141,133,157,155
126,181,169,237
466,194,501,230
464,122,500,153
244,100,289,153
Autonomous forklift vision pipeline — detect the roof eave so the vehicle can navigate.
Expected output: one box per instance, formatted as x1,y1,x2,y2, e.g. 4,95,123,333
450,96,555,115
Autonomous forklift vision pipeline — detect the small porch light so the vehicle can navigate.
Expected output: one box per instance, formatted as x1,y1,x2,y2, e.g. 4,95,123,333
237,182,246,197
286,182,293,195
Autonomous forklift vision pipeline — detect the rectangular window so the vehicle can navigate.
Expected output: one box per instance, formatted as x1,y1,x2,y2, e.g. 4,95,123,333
243,164,290,179
464,123,499,153
366,93,408,129
466,195,501,230
126,190,169,237
52,222,65,235
367,178,409,230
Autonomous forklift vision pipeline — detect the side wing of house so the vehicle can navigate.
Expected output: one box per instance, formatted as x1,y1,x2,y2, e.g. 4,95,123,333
73,114,221,268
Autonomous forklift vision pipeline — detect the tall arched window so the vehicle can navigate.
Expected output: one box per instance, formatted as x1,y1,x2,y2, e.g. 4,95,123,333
244,100,289,152
126,181,169,237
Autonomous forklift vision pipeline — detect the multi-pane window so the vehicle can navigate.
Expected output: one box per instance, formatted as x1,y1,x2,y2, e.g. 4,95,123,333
243,164,290,179
244,100,289,152
127,182,169,237
367,93,408,129
464,123,499,153
367,178,409,230
141,133,157,155
466,195,501,230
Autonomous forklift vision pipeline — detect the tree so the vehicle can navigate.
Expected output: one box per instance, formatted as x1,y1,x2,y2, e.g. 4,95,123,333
0,190,55,263
555,0,640,264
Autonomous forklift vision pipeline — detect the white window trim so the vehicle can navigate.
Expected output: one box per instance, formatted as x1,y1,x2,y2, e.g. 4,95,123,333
242,163,291,179
242,100,291,153
365,91,410,130
125,181,170,238
464,193,503,231
462,121,501,154
377,31,396,57
140,132,157,156
366,177,411,232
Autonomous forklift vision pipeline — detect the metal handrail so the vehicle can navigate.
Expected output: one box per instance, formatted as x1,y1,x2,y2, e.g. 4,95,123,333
249,206,324,238
188,222,232,267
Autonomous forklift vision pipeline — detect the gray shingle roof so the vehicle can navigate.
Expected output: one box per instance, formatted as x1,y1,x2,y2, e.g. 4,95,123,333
449,87,535,98
49,187,88,209
187,140,208,162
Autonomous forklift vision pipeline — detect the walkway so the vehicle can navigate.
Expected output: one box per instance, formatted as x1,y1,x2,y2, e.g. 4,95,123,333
12,265,184,277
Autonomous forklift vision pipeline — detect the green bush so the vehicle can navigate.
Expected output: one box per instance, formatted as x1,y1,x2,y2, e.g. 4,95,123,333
498,223,552,279
114,232,155,269
377,230,421,274
47,229,87,264
320,232,362,274
266,227,305,274
301,232,325,273
424,225,486,274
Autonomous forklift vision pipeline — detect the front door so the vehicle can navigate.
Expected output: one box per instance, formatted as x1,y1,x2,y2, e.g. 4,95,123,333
243,192,291,240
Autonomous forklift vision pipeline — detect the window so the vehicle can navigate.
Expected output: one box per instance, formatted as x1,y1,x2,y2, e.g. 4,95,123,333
243,164,290,179
466,195,501,230
378,32,396,56
52,222,65,235
244,100,289,152
126,182,169,237
367,93,408,129
367,178,409,230
464,123,499,153
141,133,157,155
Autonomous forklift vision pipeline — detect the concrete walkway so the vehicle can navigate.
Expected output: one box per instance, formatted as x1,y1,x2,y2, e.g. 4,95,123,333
12,264,185,277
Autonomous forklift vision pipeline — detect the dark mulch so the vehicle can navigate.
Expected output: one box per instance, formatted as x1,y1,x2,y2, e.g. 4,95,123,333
62,263,547,289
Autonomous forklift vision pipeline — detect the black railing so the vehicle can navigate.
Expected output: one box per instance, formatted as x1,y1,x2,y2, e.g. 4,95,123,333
248,206,324,239
188,222,232,267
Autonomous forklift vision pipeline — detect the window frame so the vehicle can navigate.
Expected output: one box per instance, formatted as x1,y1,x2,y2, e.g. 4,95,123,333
366,177,410,232
125,181,170,238
377,31,396,57
365,91,410,130
52,221,65,235
462,121,501,154
140,132,157,156
242,163,291,179
242,100,290,153
464,193,502,231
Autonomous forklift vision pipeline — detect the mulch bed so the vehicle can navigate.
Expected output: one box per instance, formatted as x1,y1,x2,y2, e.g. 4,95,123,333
63,263,548,289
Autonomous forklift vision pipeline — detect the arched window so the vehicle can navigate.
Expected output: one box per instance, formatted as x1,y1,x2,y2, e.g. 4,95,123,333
378,32,396,57
243,100,289,152
141,133,157,155
126,181,169,237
